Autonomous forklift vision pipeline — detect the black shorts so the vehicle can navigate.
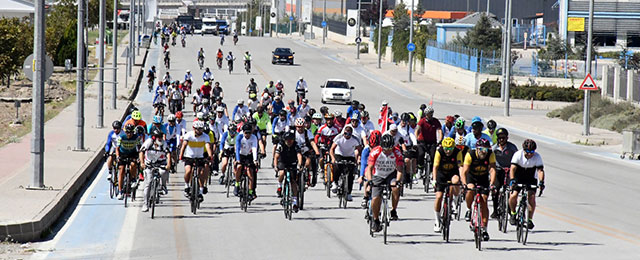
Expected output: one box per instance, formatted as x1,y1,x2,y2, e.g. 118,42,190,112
512,172,538,192
403,146,418,159
277,162,299,182
238,154,255,168
271,134,282,145
258,129,268,137
221,148,235,158
118,153,138,164
466,173,490,195
371,174,396,198
184,157,207,167
435,171,460,192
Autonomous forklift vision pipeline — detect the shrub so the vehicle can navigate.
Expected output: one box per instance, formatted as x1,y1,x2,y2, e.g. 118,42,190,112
480,80,586,102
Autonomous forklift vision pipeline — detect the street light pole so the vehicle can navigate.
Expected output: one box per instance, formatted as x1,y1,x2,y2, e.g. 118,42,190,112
500,0,508,101
322,0,326,44
504,0,512,116
98,0,105,128
377,0,383,68
76,0,85,150
112,0,118,110
129,0,134,76
408,0,414,82
583,0,594,135
31,0,45,188
356,0,361,59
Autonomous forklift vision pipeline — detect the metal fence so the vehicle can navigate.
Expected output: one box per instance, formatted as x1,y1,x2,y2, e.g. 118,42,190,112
426,41,502,74
312,15,346,35
606,66,615,97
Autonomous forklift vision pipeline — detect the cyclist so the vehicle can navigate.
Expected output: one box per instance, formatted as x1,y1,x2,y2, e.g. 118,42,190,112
116,124,141,200
164,49,171,68
146,66,156,86
432,137,463,233
216,49,224,67
153,89,168,115
297,99,311,118
315,113,339,170
360,111,376,135
218,124,238,184
105,120,122,181
226,51,235,72
175,111,187,142
274,130,304,212
213,106,230,137
184,69,194,85
368,134,404,232
461,138,497,241
248,93,259,112
162,72,172,86
447,117,469,138
139,128,171,212
275,80,285,97
270,96,285,121
398,113,418,183
212,81,224,100
271,110,291,157
346,100,360,119
124,110,147,130
253,105,270,149
509,139,545,230
234,124,259,199
243,51,252,71
295,77,308,105
329,125,362,201
202,67,213,83
264,80,277,97
232,99,250,122
294,118,320,185
464,117,493,150
213,96,228,117
348,113,368,147
483,119,498,144
490,128,517,219
179,121,213,203
220,33,225,45
442,116,455,138
333,111,346,132
201,81,212,100
310,113,323,135
415,106,442,174
359,130,382,208
147,115,167,136
246,78,258,95
164,114,179,172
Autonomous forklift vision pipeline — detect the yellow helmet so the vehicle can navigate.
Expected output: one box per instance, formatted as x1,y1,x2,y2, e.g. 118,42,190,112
442,137,455,149
131,110,142,120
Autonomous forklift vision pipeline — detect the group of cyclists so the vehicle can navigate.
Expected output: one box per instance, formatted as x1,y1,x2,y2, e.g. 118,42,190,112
109,28,547,246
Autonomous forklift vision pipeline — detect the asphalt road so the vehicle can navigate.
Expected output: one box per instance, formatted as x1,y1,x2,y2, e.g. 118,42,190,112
31,35,640,259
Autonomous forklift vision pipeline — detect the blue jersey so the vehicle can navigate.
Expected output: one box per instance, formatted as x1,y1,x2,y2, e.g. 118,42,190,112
464,132,493,150
271,101,285,114
360,146,371,177
105,130,121,153
117,132,140,154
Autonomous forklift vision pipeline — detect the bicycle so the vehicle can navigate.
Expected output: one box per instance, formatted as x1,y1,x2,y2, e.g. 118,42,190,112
281,166,297,220
164,57,170,69
154,103,165,117
319,146,332,198
497,168,510,233
335,160,357,209
147,163,163,219
225,155,235,198
515,183,538,245
227,61,234,74
233,36,238,45
189,158,205,214
454,188,464,221
298,167,307,210
441,182,462,242
198,57,204,70
367,182,393,244
468,186,489,251
120,157,138,208
216,57,222,69
244,61,251,74
238,161,256,212
107,153,118,199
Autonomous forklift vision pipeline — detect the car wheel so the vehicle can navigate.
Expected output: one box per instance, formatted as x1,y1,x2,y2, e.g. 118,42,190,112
289,61,294,65
272,61,276,64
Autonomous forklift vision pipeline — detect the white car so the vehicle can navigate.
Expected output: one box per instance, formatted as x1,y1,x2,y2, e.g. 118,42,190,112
320,79,355,104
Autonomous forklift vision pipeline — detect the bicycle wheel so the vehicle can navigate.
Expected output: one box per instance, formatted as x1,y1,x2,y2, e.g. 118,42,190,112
382,198,389,244
324,164,332,198
476,202,483,251
123,170,129,208
442,193,450,242
298,169,305,210
521,199,529,245
455,195,463,221
242,176,249,212
341,175,348,209
225,164,232,198
190,168,198,214
287,180,293,220
150,178,157,219
516,199,526,243
499,192,508,233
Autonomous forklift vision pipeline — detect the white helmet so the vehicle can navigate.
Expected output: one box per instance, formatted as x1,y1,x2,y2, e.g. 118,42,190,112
299,76,303,80
237,99,244,105
216,106,225,112
277,80,282,83
167,114,176,121
186,69,190,73
193,120,205,129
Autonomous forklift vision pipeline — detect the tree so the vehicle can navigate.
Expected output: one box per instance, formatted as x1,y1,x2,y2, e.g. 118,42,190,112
538,34,573,76
0,18,33,86
46,0,76,61
88,0,115,27
56,23,77,66
617,47,640,71
373,26,391,55
414,23,436,63
391,3,410,63
465,15,502,52
361,0,389,26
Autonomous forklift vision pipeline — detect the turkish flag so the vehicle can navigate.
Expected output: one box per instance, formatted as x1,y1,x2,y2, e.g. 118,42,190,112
379,106,389,131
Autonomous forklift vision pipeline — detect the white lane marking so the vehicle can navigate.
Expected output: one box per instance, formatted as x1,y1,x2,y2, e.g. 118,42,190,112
349,67,420,100
113,189,141,259
31,166,109,260
323,54,341,64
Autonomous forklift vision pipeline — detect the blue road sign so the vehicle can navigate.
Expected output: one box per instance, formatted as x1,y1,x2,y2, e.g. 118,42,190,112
407,42,416,52
249,29,253,33
321,21,327,27
289,16,294,21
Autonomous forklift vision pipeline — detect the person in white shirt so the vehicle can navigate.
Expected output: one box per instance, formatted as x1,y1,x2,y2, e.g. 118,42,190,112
179,121,213,203
398,113,419,183
329,125,362,201
297,98,311,118
232,99,250,122
508,139,545,230
234,124,259,199
212,106,229,139
361,111,377,136
348,114,368,147
139,128,171,212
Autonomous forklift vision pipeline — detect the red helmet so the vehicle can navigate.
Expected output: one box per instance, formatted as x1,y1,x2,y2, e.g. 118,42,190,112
368,130,382,147
175,111,183,119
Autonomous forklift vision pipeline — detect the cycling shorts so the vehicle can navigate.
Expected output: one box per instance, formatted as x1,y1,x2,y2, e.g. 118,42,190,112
238,154,255,168
118,153,138,164
258,129,268,137
512,170,537,192
183,157,206,167
435,171,459,192
221,148,235,158
278,163,299,182
371,174,396,198
466,173,490,195
167,138,177,152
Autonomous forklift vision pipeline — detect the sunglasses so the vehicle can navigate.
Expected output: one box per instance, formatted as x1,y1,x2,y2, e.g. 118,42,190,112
243,131,251,135
443,147,454,152
524,149,535,154
477,147,489,153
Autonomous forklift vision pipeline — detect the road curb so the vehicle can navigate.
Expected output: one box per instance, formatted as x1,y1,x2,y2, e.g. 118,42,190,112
0,46,150,242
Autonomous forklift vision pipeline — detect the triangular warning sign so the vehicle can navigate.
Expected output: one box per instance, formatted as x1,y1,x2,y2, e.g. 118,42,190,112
579,73,599,90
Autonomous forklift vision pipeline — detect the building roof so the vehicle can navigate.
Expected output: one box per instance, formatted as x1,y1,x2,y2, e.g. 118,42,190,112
453,12,502,27
1,0,35,14
422,11,468,20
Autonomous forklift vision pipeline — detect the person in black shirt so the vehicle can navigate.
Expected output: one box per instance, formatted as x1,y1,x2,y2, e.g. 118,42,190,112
274,130,303,211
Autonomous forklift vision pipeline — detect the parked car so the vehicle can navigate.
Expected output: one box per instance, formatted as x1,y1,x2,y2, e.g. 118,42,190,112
271,47,294,65
320,79,354,104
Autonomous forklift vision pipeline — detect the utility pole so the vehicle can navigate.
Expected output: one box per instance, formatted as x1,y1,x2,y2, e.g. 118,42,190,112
500,0,508,101
112,0,118,110
98,0,105,128
408,0,414,82
310,0,313,38
276,0,279,36
129,0,134,76
322,0,326,44
504,0,512,116
289,0,292,35
377,0,383,68
248,1,252,36
487,0,490,14
583,0,594,135
356,0,361,59
76,0,85,150
31,0,45,188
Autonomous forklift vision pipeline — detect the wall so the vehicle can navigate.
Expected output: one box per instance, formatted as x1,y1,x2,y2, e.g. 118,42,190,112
424,59,480,93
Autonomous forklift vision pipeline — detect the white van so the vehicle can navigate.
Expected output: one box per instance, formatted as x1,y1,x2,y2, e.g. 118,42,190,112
202,17,217,34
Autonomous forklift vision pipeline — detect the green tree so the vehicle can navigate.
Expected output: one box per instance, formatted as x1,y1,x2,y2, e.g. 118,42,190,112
45,0,76,60
88,0,115,27
361,0,389,27
0,18,33,86
373,26,391,56
413,22,436,64
465,15,502,52
391,3,410,63
56,23,78,66
538,34,573,76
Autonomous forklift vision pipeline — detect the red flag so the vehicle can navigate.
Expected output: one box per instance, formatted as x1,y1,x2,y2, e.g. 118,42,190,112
379,105,388,131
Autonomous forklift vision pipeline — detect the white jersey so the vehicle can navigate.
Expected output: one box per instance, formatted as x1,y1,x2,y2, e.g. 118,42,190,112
237,133,258,160
397,124,417,146
333,134,360,157
362,120,376,136
351,123,367,145
213,116,229,137
182,131,210,158
141,138,169,164
248,99,259,112
295,129,313,153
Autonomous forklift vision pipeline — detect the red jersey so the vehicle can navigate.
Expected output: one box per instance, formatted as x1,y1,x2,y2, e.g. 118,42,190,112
368,146,403,178
417,117,442,143
201,84,212,96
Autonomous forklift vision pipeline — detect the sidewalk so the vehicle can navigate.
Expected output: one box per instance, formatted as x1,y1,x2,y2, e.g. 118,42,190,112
296,35,623,147
0,34,148,242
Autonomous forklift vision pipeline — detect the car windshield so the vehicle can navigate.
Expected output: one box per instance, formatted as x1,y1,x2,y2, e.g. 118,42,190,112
204,22,215,26
326,81,349,89
275,48,292,54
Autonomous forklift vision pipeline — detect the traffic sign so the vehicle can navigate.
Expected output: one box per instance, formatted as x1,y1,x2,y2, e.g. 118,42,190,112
347,18,356,27
321,21,327,27
289,16,294,21
270,12,276,18
579,73,599,91
355,37,362,44
249,28,253,33
407,43,416,52
22,54,54,82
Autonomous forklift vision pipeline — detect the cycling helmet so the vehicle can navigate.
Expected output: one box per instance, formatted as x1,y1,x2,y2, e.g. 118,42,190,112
424,106,434,115
471,121,484,129
274,96,281,101
359,104,366,111
124,124,135,133
294,117,305,127
382,100,388,106
196,112,205,120
487,120,497,130
203,98,210,104
284,130,295,140
304,115,312,123
455,118,465,128
228,124,238,133
131,110,142,120
476,138,491,149
237,99,244,105
167,114,176,121
288,99,295,105
312,113,322,119
175,111,183,119
302,98,308,103
279,110,288,117
324,113,335,119
522,139,537,151
135,125,145,135
257,105,264,112
299,76,303,80
361,110,369,118
496,128,509,137
442,137,455,149
193,121,205,129
401,112,411,122
320,106,329,115
419,104,426,110
204,81,210,86
112,120,122,129
334,110,342,117
158,89,165,94
241,124,252,132
368,130,382,147
446,115,455,124
186,69,190,73
247,118,257,126
153,115,163,124
308,108,316,116
216,96,223,101
381,134,395,149
151,127,163,137
352,100,360,106
128,106,138,114
216,106,225,112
